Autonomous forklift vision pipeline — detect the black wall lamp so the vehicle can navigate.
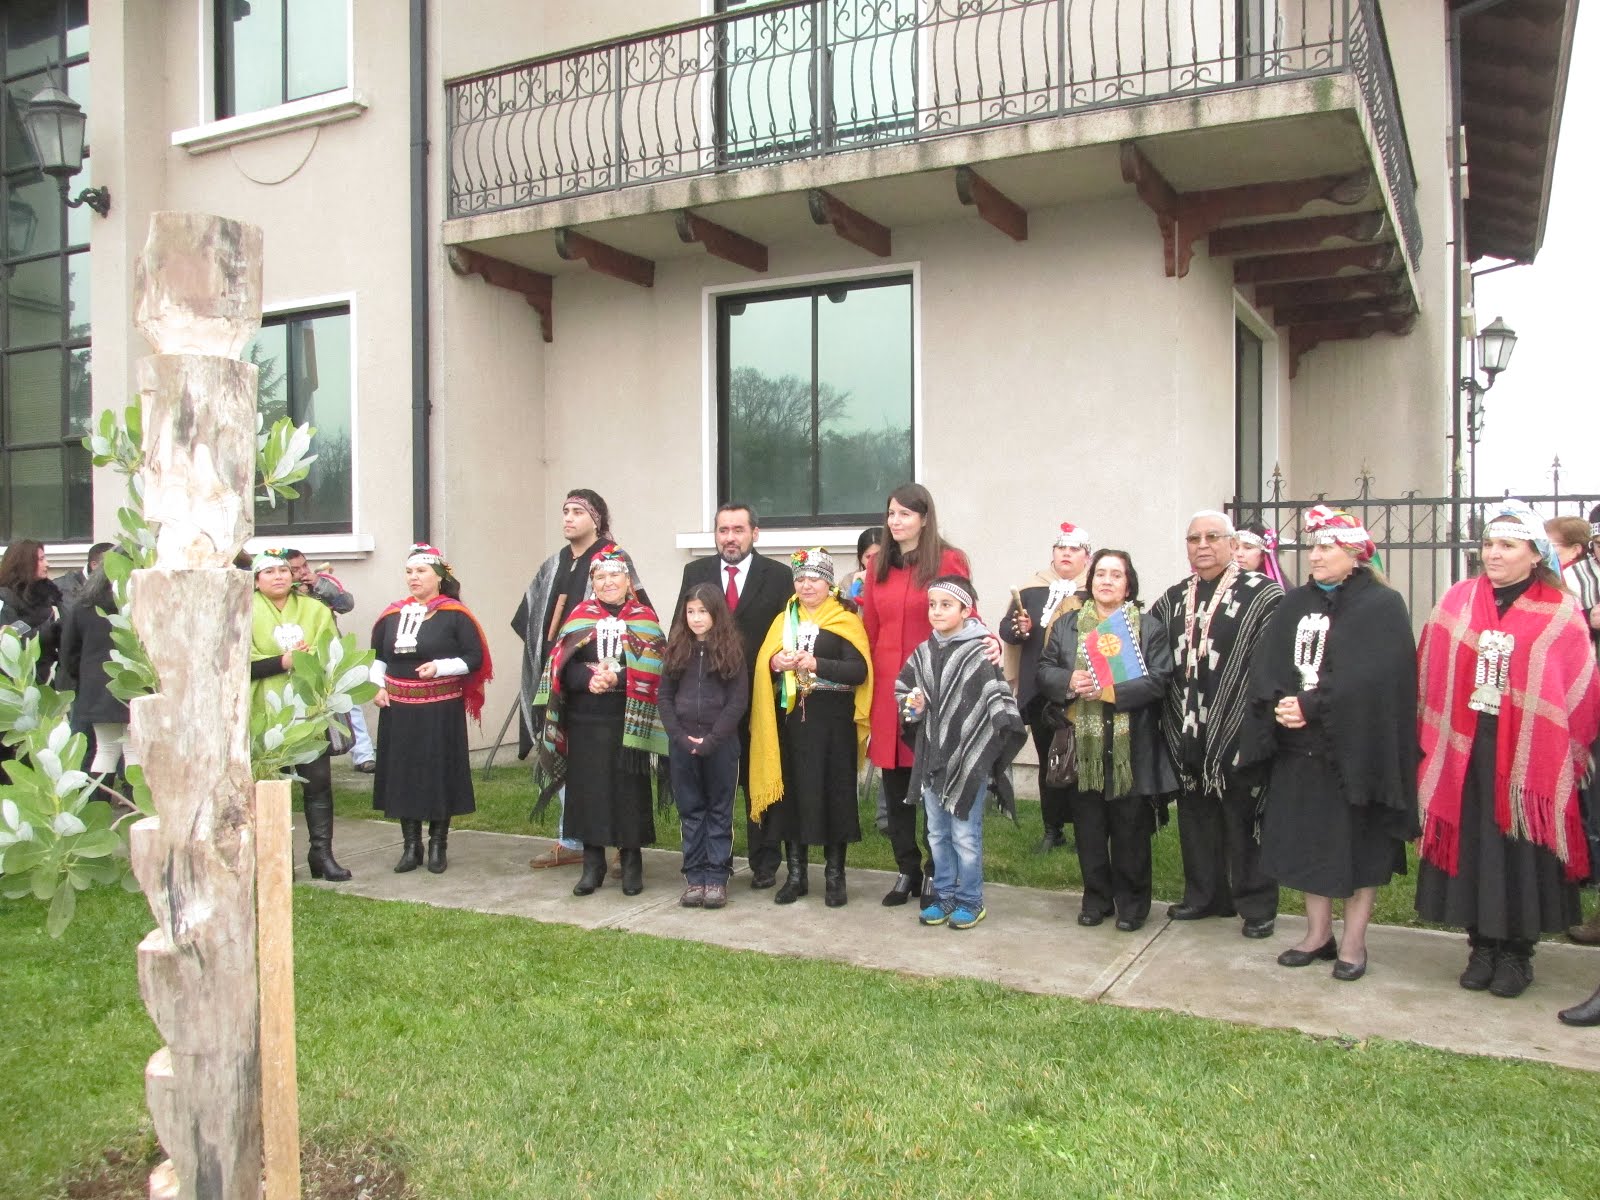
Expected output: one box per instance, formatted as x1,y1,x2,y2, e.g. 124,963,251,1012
21,84,111,217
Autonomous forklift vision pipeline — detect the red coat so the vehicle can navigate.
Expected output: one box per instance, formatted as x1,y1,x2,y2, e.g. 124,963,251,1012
861,546,973,769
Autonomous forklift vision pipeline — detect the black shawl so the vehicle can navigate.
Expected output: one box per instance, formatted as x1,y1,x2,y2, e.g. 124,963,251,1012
1238,568,1420,824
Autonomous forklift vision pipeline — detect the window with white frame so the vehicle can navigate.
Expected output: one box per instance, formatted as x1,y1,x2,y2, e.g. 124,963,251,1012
248,305,353,535
717,275,913,525
214,0,348,120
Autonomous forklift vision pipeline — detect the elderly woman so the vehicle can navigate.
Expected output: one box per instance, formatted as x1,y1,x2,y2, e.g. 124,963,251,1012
371,544,493,875
749,548,872,907
536,545,669,897
1241,507,1417,981
1037,548,1175,932
1415,502,1600,999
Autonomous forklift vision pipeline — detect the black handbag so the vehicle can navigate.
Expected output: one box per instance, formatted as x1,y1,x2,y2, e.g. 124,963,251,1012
1044,722,1078,789
327,714,354,757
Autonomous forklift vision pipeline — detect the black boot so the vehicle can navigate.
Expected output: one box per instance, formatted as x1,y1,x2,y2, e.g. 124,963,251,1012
1490,939,1535,999
824,843,847,908
775,845,809,904
620,847,644,896
305,796,351,881
881,869,923,907
426,819,450,874
1558,983,1600,1026
573,845,606,895
394,820,424,873
1459,928,1499,991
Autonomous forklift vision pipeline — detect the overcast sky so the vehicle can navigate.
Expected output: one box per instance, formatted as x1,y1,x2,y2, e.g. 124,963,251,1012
1472,4,1597,501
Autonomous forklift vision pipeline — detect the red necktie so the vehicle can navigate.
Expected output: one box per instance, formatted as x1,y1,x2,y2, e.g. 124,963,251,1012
725,564,740,613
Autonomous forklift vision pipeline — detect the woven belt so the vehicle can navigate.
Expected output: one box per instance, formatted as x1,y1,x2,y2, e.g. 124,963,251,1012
385,676,465,704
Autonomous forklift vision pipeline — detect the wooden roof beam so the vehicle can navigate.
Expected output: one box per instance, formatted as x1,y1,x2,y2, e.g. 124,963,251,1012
675,210,768,273
447,246,554,343
1272,297,1415,327
1233,243,1400,285
808,189,891,257
955,166,1027,241
555,227,655,287
1251,271,1406,310
1208,212,1385,258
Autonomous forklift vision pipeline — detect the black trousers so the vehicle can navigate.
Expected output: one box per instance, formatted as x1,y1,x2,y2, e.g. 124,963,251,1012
880,766,933,878
1027,707,1074,833
1071,789,1156,921
738,721,783,877
1175,777,1278,920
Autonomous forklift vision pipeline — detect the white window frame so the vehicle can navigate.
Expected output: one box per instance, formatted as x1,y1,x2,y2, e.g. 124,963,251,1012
1234,291,1283,501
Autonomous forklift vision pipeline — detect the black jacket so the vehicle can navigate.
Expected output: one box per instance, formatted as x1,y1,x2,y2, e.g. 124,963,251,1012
58,600,129,725
0,578,63,681
675,552,792,675
657,643,750,755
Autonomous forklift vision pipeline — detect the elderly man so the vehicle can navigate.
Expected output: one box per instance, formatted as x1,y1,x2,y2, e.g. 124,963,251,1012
1001,521,1092,853
1149,510,1283,937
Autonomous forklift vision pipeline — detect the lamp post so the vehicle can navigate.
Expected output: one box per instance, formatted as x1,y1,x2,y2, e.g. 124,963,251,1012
19,84,111,217
1459,315,1517,510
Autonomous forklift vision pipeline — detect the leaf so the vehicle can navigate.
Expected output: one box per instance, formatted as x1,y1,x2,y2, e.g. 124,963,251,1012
1,798,18,830
46,883,76,937
69,829,123,859
51,811,87,837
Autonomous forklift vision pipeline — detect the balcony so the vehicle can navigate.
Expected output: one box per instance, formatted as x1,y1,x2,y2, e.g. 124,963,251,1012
445,0,1423,365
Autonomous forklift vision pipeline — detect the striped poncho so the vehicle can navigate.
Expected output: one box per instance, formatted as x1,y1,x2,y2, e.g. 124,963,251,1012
895,618,1029,820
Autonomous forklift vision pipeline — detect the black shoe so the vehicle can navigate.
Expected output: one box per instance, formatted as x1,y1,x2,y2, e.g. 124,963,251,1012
775,846,809,905
750,870,777,890
573,845,606,896
1557,985,1600,1026
1332,957,1368,982
1035,827,1066,854
1489,950,1534,999
1167,902,1215,921
1115,916,1144,933
1459,941,1499,991
393,820,424,873
304,797,351,882
1276,937,1338,967
353,760,377,775
881,871,922,907
620,847,644,896
823,844,847,908
426,820,449,874
1242,917,1276,939
1077,910,1105,927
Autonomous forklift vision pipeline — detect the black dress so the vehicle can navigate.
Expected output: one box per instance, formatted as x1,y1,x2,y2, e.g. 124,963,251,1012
559,605,656,850
1414,577,1583,939
768,627,868,846
371,605,485,821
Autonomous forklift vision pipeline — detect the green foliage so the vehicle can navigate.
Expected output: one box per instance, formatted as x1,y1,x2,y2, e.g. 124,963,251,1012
252,631,378,781
256,411,318,507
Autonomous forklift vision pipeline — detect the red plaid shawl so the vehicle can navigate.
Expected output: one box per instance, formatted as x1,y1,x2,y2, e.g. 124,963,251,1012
1417,576,1600,880
375,596,494,722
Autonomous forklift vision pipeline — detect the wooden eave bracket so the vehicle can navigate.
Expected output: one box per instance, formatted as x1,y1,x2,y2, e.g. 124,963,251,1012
955,166,1027,241
675,211,769,272
1119,141,1372,278
555,227,656,288
447,246,554,343
808,189,891,257
1287,312,1417,378
1251,271,1406,310
1207,211,1386,258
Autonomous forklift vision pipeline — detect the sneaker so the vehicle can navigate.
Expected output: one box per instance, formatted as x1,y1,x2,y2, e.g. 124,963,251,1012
948,905,987,930
702,883,728,910
918,902,949,926
679,884,706,908
353,760,377,775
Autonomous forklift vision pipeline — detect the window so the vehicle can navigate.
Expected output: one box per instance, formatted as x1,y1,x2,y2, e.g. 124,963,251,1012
718,275,913,524
214,0,347,120
0,0,91,543
248,306,353,535
1235,318,1264,510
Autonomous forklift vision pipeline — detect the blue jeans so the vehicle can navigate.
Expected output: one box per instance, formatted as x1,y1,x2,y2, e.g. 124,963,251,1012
670,739,739,885
348,704,375,765
923,786,985,910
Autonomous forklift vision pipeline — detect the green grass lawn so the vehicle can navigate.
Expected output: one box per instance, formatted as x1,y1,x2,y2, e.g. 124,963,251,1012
4,886,1597,1200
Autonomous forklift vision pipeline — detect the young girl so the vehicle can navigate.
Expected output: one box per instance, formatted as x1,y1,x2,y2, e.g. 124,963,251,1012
657,583,749,909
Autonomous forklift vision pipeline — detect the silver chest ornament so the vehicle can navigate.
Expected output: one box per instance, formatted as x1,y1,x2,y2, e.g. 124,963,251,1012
1469,630,1515,715
1292,613,1329,691
393,602,428,656
595,616,627,674
795,620,820,696
272,622,306,653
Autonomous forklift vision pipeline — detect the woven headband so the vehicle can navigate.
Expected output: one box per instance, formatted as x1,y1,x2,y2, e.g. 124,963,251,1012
929,580,974,609
565,494,603,529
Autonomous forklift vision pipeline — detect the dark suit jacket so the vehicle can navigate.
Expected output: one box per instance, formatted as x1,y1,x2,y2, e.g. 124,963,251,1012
676,551,792,675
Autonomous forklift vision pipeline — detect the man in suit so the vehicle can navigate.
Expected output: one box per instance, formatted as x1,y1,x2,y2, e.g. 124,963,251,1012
675,502,792,888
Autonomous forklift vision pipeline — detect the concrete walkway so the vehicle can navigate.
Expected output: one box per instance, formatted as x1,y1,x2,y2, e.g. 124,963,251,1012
296,814,1600,1074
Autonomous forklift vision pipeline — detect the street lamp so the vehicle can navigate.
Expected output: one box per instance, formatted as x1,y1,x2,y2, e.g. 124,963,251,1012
19,84,111,217
1459,315,1517,502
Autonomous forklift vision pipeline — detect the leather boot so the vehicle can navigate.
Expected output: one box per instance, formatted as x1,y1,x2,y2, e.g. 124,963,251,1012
823,843,847,908
1459,929,1498,991
1567,910,1600,946
775,845,809,904
1558,982,1600,1026
573,845,606,895
426,819,450,874
620,847,644,896
394,820,424,873
304,796,351,881
1490,939,1535,999
881,869,923,907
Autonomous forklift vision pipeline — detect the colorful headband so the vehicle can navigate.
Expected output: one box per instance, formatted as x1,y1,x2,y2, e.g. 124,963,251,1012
565,493,603,530
1053,522,1093,551
790,547,835,584
929,579,974,609
1484,500,1561,573
252,551,288,575
1303,505,1376,562
589,544,631,576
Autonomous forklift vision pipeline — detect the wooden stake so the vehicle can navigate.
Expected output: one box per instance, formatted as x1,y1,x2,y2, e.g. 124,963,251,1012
257,779,301,1200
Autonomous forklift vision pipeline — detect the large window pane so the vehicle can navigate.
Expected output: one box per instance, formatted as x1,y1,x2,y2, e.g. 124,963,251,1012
63,439,90,538
65,0,87,57
223,0,286,118
816,283,912,516
66,344,88,435
286,0,346,102
6,0,59,79
6,255,61,344
3,74,49,173
218,0,349,118
65,248,87,338
724,294,813,521
6,347,60,442
9,445,63,538
7,171,61,257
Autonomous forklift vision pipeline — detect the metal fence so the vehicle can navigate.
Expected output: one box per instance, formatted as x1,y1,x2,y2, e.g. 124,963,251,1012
1230,474,1600,626
446,0,1420,267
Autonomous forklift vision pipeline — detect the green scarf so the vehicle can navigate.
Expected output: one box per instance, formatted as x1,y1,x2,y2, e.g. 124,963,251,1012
1072,604,1137,798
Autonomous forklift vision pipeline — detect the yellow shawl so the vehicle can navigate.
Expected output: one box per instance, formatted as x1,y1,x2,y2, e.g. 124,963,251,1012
747,594,873,822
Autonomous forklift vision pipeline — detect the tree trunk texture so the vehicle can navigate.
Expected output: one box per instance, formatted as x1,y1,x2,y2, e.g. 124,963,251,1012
127,212,267,1200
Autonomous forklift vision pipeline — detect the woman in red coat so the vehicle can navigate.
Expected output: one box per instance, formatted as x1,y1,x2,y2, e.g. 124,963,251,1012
862,483,976,906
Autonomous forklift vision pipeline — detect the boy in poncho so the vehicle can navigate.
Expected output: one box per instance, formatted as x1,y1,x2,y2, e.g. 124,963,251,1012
897,575,1028,929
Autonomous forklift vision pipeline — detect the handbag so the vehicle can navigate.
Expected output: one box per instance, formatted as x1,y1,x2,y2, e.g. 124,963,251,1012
1044,722,1078,789
327,714,354,757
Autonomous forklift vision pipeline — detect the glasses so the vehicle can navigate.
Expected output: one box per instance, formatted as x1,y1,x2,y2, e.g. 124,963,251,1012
1185,532,1232,545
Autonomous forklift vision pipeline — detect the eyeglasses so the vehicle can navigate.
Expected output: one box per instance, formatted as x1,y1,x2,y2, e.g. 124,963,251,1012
1185,532,1232,545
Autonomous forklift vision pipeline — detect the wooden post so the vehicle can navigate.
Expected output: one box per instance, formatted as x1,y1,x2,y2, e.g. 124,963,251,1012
126,212,266,1200
256,780,301,1200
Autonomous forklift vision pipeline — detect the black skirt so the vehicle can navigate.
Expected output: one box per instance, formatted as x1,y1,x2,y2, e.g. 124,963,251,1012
560,696,656,849
1415,722,1581,939
372,697,476,821
1259,749,1407,899
768,690,862,846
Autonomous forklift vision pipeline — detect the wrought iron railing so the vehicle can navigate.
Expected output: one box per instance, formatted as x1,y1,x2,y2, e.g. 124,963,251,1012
446,0,1421,267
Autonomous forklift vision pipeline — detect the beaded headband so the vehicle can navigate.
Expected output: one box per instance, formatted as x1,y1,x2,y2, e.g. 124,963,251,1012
929,580,974,609
790,547,835,583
